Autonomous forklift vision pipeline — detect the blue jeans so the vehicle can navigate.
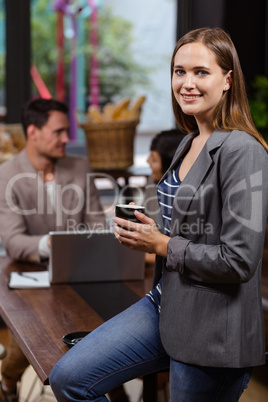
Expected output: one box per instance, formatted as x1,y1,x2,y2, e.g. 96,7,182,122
49,296,252,401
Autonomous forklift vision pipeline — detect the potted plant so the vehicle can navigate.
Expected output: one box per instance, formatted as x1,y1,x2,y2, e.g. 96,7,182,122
248,75,268,143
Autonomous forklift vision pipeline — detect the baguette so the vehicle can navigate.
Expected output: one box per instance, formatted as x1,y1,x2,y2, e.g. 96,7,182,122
103,103,115,121
86,96,146,122
111,98,131,120
88,105,103,122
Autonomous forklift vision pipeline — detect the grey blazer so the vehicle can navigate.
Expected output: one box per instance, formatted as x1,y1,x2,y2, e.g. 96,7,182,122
0,150,106,263
153,129,268,368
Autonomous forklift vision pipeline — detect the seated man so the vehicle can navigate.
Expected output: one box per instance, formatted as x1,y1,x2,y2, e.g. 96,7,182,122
0,98,106,263
0,98,108,401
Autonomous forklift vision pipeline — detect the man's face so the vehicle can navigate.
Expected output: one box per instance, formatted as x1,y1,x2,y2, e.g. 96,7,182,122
33,110,69,159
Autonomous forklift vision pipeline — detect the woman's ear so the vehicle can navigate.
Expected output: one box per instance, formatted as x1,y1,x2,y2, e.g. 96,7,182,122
225,70,232,90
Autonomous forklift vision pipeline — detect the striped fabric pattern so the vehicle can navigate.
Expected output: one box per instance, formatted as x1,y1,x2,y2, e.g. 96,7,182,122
157,163,182,234
146,161,182,312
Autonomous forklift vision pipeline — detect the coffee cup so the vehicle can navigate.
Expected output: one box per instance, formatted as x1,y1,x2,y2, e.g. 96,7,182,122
115,204,145,223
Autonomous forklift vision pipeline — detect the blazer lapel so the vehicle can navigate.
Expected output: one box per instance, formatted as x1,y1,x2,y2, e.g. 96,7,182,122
161,130,232,234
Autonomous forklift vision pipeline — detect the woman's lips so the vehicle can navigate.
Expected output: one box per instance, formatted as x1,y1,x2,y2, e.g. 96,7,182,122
181,94,202,101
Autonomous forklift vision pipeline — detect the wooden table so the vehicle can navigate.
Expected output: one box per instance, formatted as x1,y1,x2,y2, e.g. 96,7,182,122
0,257,152,386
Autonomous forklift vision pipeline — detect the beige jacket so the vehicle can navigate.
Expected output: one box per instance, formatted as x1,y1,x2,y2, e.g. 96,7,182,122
0,150,106,262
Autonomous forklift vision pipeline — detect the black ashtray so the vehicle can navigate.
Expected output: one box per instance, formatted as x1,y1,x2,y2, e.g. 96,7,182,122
115,204,145,223
62,331,91,348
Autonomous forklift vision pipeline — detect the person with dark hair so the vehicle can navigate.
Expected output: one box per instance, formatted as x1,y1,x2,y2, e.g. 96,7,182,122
0,97,106,401
0,97,106,262
145,129,185,226
148,129,185,182
20,98,69,136
50,28,268,401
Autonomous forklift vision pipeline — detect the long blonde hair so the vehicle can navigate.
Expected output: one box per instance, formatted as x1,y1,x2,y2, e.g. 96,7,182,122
171,27,268,152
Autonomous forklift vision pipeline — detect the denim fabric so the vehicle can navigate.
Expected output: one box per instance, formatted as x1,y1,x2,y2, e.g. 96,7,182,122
49,296,252,401
50,297,169,401
169,360,253,401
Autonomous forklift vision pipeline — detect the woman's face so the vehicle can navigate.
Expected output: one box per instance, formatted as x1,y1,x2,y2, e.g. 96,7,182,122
172,42,231,125
147,151,163,182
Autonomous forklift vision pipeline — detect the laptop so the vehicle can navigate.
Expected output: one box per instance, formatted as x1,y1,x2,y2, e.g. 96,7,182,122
48,230,145,284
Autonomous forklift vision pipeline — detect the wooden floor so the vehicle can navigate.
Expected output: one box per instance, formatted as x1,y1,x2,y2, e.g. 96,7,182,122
239,364,268,402
1,324,268,401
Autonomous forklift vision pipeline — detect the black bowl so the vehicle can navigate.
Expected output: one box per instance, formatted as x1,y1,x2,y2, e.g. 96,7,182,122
62,331,91,348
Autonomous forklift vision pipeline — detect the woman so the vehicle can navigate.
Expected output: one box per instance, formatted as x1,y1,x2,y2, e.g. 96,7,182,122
50,27,268,401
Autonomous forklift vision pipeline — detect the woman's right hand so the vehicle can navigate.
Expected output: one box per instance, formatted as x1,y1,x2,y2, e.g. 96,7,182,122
113,210,170,257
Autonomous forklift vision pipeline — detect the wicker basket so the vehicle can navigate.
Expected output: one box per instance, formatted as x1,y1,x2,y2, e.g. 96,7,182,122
79,119,139,170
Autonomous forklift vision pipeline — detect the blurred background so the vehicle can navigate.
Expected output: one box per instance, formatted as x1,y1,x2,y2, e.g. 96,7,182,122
0,0,268,143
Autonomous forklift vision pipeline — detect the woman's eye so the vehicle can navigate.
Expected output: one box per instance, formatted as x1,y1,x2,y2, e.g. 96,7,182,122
197,70,208,76
174,69,184,76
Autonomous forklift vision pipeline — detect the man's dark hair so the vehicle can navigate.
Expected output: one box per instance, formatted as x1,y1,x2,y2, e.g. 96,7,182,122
21,98,69,137
150,129,185,173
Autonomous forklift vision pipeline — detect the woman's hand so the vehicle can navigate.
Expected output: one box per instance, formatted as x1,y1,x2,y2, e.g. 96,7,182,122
113,210,170,258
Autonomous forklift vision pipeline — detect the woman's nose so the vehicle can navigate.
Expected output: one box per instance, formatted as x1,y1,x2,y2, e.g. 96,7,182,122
183,73,195,89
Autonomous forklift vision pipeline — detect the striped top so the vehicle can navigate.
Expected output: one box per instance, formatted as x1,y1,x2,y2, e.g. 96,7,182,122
157,161,182,234
146,161,182,313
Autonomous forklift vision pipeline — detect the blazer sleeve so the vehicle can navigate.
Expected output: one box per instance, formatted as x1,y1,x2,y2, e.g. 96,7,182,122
166,138,268,283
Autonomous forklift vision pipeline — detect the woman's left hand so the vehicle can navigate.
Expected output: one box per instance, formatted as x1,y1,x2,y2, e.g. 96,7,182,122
113,210,170,258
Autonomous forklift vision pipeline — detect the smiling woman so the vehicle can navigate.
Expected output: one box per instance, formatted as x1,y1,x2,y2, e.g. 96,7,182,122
170,28,268,153
49,28,268,402
172,42,232,130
